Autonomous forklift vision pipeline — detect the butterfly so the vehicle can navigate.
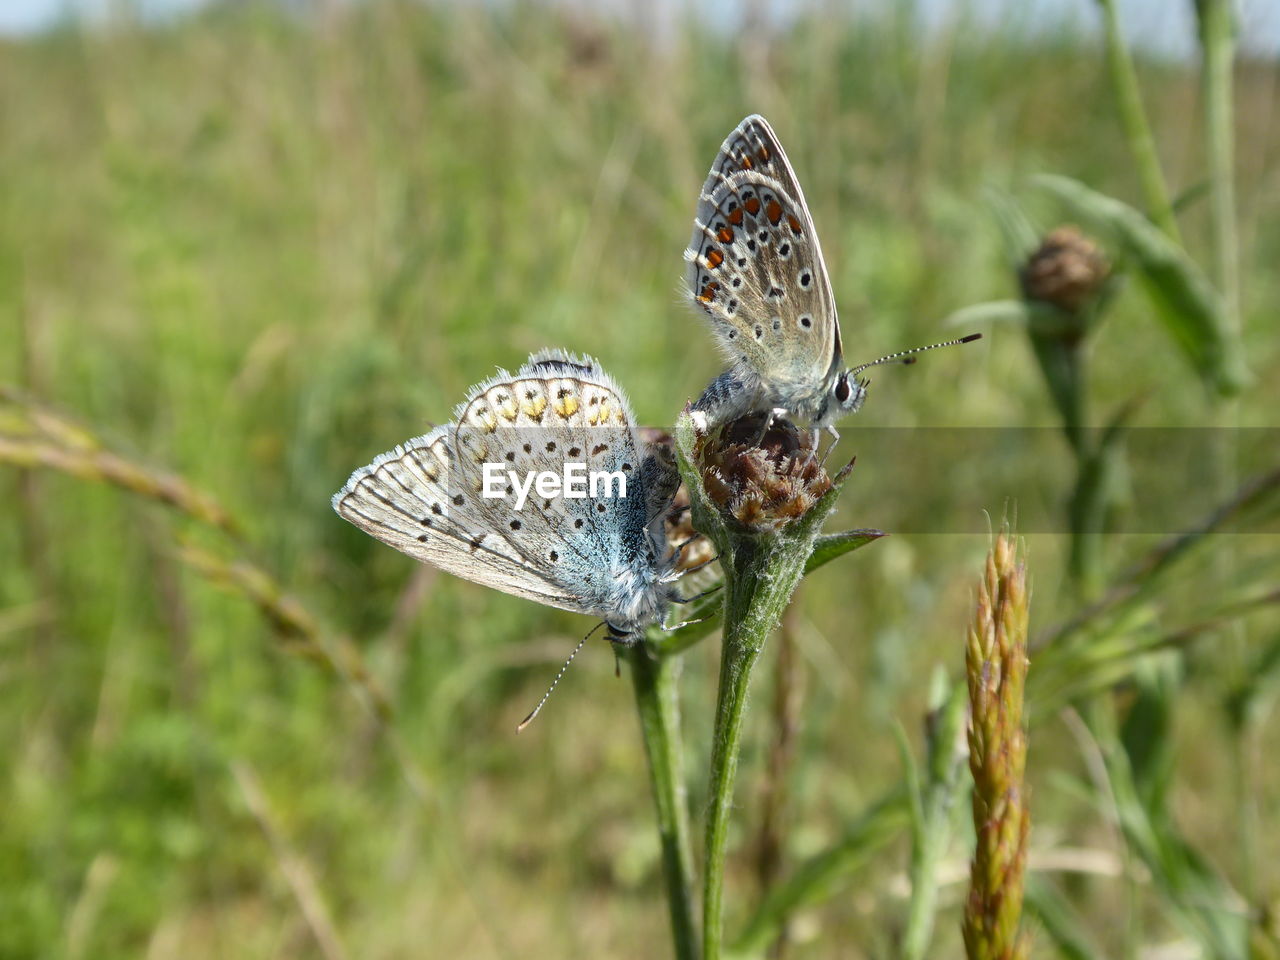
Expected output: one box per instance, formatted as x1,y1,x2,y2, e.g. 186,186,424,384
683,114,979,434
332,350,692,725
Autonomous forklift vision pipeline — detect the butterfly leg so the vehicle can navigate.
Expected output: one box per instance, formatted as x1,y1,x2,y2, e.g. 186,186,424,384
661,615,710,631
679,555,720,576
819,426,841,468
752,407,789,445
668,534,701,563
660,539,720,583
669,583,724,606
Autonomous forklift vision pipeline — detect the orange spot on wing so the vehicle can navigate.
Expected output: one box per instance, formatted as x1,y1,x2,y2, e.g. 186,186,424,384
705,248,724,269
717,226,735,243
744,196,761,216
787,214,803,235
727,207,744,225
758,145,771,162
698,280,721,303
766,199,782,224
741,155,754,169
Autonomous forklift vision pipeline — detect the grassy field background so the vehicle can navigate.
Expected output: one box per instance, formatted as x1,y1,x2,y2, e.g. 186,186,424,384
2,1,1278,957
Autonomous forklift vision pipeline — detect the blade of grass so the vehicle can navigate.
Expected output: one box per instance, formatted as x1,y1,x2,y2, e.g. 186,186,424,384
1195,0,1241,333
728,789,911,960
1094,0,1182,242
1024,876,1105,960
900,674,968,960
1082,707,1248,959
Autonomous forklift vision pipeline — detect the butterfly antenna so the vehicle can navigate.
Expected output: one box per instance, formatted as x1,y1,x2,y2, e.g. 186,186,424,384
516,622,605,732
849,333,982,376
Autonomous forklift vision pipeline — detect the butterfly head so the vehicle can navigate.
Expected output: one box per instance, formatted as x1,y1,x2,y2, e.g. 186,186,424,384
832,371,867,417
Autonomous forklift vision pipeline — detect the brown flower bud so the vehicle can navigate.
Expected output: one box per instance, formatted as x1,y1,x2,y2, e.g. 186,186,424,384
1019,225,1111,314
695,412,833,534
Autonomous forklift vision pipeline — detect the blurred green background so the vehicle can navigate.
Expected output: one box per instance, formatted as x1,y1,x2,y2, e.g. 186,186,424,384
1,1,1278,957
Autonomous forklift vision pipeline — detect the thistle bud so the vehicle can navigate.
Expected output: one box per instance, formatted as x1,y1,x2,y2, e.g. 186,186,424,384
1019,225,1111,315
695,412,833,534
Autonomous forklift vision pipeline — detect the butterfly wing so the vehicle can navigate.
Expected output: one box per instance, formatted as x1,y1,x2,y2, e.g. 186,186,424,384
451,353,670,628
684,116,841,397
333,425,585,612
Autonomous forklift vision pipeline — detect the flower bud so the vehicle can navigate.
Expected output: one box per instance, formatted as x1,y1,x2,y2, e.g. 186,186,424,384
1019,225,1111,315
695,412,834,534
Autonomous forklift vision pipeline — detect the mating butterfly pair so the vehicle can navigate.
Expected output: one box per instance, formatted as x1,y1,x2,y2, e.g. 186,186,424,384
333,116,979,724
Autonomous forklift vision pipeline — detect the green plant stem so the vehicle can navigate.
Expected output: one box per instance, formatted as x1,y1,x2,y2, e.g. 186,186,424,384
900,681,967,960
1068,446,1106,602
629,645,699,960
1197,0,1239,331
1096,0,1181,242
703,537,813,960
1196,0,1250,900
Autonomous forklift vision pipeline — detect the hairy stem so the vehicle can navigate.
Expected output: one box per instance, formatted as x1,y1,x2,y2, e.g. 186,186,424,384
703,536,812,960
629,644,699,960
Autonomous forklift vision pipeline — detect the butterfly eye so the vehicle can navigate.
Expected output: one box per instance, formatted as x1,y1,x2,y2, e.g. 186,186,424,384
834,377,852,404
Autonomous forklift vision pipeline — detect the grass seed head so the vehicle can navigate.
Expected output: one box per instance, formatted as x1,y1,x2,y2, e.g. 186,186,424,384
963,531,1031,960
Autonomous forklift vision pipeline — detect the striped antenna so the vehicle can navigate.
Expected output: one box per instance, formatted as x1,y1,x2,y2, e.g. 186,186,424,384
516,622,606,732
849,333,982,376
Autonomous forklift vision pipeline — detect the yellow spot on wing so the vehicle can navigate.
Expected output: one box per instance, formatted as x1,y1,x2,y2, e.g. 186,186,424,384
522,395,547,420
554,395,580,419
589,400,612,425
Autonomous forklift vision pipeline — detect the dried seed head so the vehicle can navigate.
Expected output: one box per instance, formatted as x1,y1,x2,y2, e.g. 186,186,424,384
695,412,833,534
1019,225,1111,315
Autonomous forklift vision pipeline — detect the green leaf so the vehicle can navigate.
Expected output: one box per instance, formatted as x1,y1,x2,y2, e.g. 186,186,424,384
654,523,882,659
1120,653,1181,817
983,183,1041,268
1171,179,1210,214
1024,877,1105,960
1227,631,1280,730
1034,174,1249,396
941,299,1033,329
804,529,885,574
1087,709,1249,959
728,790,910,959
650,592,723,656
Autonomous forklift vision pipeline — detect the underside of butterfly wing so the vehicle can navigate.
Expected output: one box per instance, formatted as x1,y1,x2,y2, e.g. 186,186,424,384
684,117,843,423
332,427,583,611
685,171,838,405
450,358,674,633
